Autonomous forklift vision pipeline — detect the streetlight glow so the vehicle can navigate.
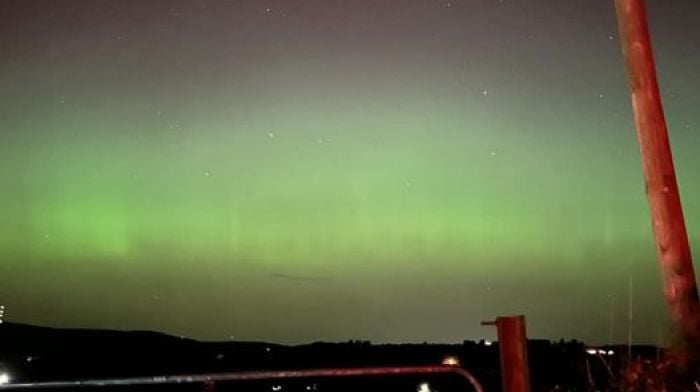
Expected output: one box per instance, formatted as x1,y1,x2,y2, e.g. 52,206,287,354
441,356,460,366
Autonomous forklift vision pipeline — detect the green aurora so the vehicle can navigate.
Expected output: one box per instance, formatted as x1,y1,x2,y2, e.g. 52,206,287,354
1,0,699,344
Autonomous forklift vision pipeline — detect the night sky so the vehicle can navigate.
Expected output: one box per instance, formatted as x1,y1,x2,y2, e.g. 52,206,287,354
1,0,699,345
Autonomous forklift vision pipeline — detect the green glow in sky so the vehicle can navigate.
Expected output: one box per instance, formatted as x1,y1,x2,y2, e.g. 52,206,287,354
1,0,699,344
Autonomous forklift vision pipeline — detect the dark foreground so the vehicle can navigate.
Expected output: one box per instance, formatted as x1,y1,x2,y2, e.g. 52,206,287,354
0,323,662,391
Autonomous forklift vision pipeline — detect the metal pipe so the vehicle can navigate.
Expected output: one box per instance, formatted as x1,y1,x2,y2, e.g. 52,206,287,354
0,365,483,392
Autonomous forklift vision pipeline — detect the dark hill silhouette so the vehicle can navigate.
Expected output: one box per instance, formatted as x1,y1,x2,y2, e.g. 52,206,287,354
0,322,661,391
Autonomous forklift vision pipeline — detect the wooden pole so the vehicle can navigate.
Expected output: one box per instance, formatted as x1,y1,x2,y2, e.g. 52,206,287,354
613,0,700,346
482,316,531,392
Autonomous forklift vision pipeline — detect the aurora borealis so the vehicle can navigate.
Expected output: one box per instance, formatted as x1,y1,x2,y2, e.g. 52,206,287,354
1,0,699,345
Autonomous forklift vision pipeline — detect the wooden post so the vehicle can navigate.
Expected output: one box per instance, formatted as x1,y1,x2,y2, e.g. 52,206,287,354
482,316,531,392
613,0,700,347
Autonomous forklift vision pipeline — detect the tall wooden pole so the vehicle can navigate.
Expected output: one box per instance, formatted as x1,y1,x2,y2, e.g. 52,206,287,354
613,0,700,346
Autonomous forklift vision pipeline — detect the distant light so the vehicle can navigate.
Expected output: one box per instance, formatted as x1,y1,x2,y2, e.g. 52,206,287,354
417,382,432,392
272,385,282,391
586,348,613,356
483,340,492,346
0,373,10,385
441,356,460,366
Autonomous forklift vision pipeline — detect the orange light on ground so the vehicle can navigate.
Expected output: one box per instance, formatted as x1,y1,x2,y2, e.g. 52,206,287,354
441,356,460,366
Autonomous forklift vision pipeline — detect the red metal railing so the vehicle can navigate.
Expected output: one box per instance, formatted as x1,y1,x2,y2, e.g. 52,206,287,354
0,365,483,392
